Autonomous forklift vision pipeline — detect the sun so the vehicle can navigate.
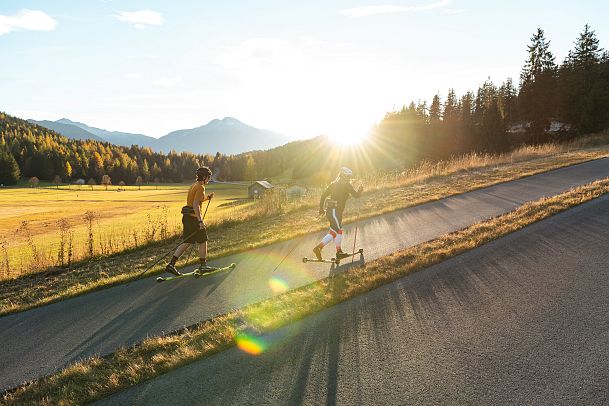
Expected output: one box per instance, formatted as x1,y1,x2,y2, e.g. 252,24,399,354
330,127,371,146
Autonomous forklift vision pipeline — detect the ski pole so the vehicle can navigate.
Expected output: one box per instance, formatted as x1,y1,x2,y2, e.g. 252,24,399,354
351,183,362,264
351,218,359,264
138,196,213,278
201,194,212,220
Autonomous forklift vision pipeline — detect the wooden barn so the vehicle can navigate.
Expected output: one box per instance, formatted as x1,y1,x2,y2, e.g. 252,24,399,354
248,180,274,198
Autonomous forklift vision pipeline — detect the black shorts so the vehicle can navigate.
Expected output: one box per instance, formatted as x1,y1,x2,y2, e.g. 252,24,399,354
326,207,343,232
182,215,208,243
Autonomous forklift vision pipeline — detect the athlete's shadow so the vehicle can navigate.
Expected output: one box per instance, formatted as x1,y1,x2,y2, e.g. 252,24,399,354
203,264,237,297
327,252,365,292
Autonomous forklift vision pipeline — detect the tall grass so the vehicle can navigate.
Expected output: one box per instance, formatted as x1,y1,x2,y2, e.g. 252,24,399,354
359,143,568,192
16,221,41,272
56,219,74,267
0,237,10,279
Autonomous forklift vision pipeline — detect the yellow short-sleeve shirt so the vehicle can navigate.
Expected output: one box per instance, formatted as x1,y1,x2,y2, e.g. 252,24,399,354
186,182,205,217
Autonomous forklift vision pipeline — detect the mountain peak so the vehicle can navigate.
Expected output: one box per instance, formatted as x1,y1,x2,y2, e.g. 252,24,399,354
205,117,244,128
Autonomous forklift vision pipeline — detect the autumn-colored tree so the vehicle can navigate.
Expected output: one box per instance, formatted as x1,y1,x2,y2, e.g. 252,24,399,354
141,160,150,182
101,174,112,191
65,161,72,180
53,175,62,189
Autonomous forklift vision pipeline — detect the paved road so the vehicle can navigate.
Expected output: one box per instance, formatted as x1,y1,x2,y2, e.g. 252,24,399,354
2,158,609,391
98,193,609,405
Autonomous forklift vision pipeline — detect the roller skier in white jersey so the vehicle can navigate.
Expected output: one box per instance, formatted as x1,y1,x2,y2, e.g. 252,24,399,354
313,167,364,261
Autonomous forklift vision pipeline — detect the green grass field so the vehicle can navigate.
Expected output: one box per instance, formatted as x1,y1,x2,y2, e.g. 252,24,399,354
0,182,251,279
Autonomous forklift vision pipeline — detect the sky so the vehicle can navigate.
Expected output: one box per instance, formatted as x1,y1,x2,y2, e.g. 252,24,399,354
1,1,608,141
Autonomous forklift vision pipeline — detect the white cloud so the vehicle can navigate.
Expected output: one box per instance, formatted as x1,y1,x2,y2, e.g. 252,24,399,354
125,73,143,79
445,8,465,15
340,0,451,18
214,38,294,71
0,9,57,36
154,76,182,88
112,10,163,29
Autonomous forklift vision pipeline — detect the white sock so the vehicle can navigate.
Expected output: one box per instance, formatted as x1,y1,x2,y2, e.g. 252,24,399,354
321,233,333,246
334,233,343,250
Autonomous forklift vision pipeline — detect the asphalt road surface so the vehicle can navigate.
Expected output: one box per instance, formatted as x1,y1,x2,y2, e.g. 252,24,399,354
2,158,609,392
98,192,609,405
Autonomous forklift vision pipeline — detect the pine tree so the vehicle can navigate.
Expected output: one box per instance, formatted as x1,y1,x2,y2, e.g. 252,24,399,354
498,78,518,124
0,147,20,185
572,24,603,67
429,94,442,123
427,94,443,158
443,89,459,123
482,99,508,152
442,89,460,155
519,28,557,143
459,92,475,153
560,24,608,133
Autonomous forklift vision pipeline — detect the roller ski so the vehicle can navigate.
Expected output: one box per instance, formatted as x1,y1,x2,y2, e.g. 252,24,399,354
302,246,337,264
334,248,364,265
157,263,236,283
302,257,339,264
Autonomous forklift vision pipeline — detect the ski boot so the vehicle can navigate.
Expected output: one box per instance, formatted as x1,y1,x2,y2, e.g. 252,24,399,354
335,250,350,260
165,263,181,276
196,264,216,275
313,246,323,261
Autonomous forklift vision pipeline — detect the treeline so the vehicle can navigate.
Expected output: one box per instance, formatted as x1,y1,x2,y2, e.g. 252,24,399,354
0,113,216,185
0,110,288,186
370,24,609,167
218,24,609,181
0,109,327,185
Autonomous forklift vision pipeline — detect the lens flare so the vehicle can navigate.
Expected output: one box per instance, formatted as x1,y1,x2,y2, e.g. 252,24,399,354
231,252,324,356
226,252,318,304
268,276,289,294
236,333,268,355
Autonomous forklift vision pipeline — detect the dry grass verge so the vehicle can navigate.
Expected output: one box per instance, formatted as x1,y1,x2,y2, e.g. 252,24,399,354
4,177,609,406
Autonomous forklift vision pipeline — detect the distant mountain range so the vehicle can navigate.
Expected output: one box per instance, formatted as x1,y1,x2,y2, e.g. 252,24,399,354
28,120,105,142
28,117,292,155
56,118,156,147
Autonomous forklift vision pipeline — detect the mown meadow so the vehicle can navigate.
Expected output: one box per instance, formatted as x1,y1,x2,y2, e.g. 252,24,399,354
0,182,251,280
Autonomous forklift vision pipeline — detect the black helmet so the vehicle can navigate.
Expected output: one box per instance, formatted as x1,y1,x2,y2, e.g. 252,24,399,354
196,166,212,181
